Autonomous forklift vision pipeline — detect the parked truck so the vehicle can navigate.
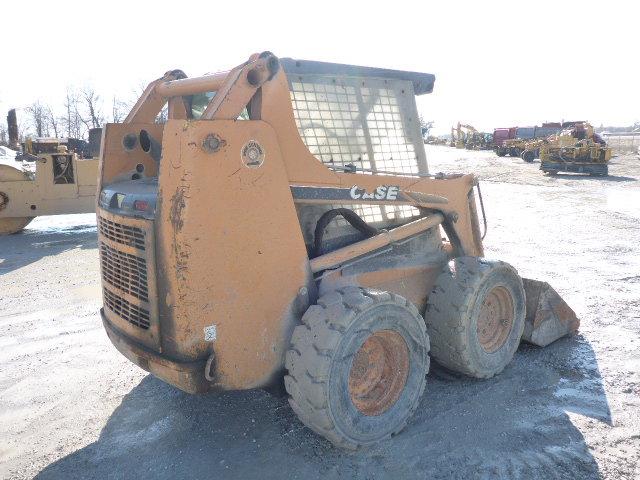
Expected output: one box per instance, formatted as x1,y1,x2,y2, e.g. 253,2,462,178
493,127,517,156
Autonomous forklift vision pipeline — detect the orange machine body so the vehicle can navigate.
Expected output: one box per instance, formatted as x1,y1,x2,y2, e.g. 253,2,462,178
97,54,487,393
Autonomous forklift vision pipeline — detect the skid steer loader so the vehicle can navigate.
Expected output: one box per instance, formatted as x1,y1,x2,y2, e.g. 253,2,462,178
97,53,579,449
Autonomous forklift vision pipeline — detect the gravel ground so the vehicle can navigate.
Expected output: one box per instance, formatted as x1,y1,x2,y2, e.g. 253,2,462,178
1,148,639,479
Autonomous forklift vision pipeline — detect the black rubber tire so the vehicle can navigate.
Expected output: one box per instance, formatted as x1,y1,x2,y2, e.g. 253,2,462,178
495,148,506,157
425,257,525,379
521,150,536,163
284,287,429,449
509,147,522,157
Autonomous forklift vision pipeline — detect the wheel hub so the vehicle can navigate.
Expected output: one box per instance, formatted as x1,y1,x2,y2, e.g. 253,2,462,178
477,286,515,353
348,330,409,416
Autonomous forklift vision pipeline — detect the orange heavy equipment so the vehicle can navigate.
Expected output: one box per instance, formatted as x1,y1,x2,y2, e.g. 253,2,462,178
96,52,578,449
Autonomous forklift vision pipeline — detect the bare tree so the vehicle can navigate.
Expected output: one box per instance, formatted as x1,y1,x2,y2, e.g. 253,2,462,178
0,123,7,145
16,111,28,143
64,88,84,139
80,86,104,129
111,97,129,123
44,106,61,138
17,84,140,141
25,101,48,137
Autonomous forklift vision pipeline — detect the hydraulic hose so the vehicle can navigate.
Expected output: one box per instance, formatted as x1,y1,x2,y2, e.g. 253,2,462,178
313,208,379,257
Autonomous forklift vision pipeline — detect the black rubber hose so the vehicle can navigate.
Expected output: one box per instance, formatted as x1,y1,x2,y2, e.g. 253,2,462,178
313,208,379,257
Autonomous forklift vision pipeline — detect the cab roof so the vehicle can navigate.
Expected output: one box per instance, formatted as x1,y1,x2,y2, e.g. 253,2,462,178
280,58,436,95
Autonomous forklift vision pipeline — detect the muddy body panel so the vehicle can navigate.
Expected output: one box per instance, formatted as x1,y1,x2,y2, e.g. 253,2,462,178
156,120,313,390
102,309,209,393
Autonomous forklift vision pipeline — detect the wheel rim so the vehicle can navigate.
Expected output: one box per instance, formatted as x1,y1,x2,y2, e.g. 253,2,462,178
348,329,409,416
477,286,514,353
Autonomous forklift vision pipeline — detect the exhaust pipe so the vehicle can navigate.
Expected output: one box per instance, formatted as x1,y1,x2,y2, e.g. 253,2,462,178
88,128,103,158
139,129,162,163
7,109,19,150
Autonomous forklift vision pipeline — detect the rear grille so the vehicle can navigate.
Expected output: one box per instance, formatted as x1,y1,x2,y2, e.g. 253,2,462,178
100,243,149,302
103,288,150,329
98,216,146,251
98,212,156,335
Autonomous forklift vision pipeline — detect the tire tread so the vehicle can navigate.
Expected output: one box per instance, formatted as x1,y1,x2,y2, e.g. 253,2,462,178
425,257,524,378
285,287,427,449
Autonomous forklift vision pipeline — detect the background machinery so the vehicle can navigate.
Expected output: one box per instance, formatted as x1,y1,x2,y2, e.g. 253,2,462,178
0,130,101,235
465,131,493,150
520,138,546,162
493,127,517,156
457,123,476,149
450,124,464,148
450,123,491,150
424,135,448,146
539,122,611,176
501,137,529,158
96,53,579,449
494,124,565,158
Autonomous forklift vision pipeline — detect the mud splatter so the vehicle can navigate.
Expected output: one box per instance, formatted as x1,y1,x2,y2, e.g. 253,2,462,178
169,187,187,233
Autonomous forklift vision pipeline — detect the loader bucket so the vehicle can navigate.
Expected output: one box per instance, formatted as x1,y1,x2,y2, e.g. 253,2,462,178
521,278,579,347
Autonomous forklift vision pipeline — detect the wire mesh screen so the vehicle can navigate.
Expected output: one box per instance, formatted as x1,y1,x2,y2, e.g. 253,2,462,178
288,74,426,225
288,75,428,175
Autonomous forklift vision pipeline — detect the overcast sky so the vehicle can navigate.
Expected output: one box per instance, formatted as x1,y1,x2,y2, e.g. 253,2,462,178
1,0,638,135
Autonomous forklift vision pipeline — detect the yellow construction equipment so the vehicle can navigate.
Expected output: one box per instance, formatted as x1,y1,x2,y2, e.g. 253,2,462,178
450,122,476,149
465,131,494,150
450,123,491,150
425,135,448,146
502,137,529,158
539,123,611,176
0,134,101,234
450,125,461,147
520,138,546,163
96,53,579,449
